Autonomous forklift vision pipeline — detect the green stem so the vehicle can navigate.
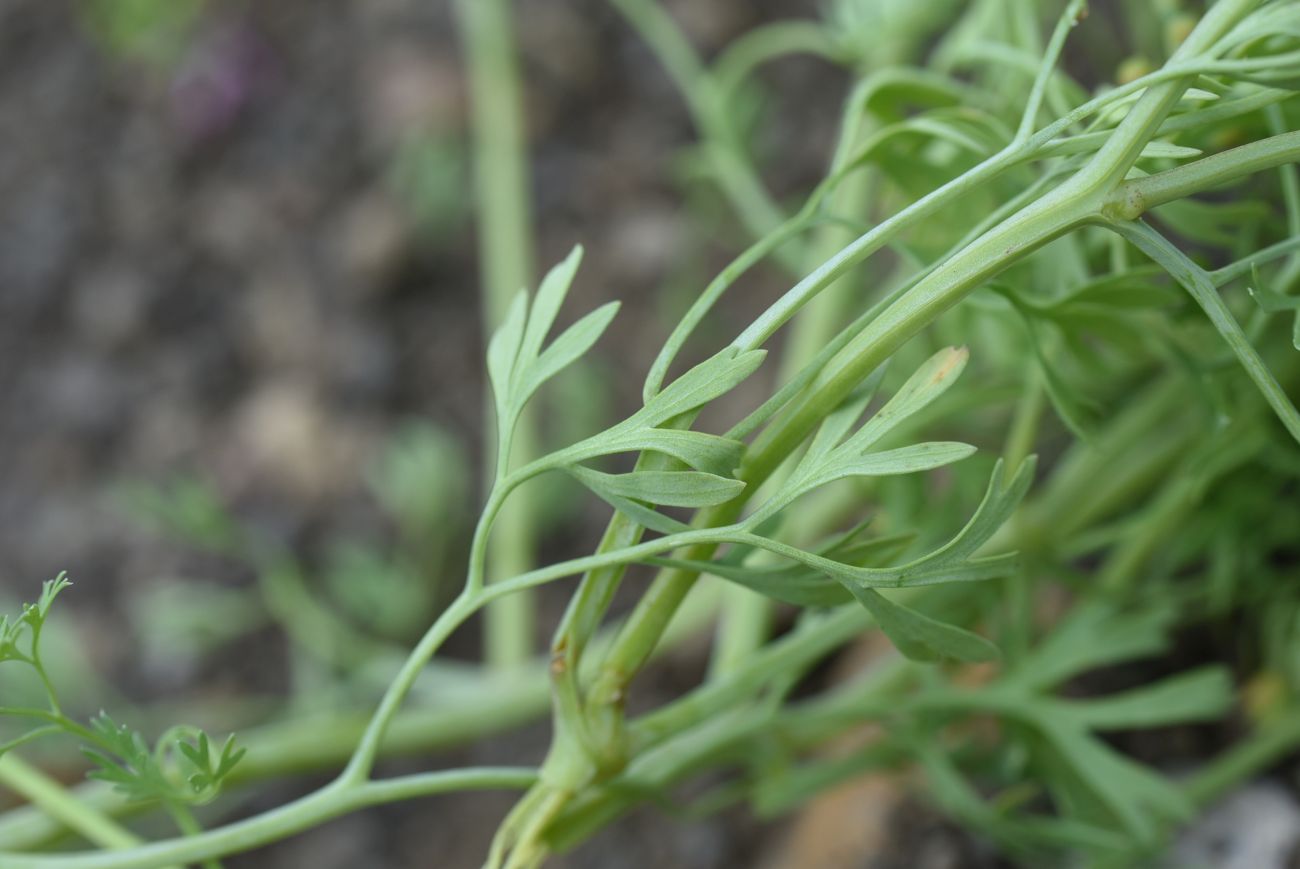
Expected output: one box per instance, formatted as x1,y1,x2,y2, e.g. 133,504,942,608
0,769,537,869
608,0,787,242
1184,712,1300,807
455,0,539,671
162,805,219,869
0,756,141,851
1106,130,1300,220
339,592,481,783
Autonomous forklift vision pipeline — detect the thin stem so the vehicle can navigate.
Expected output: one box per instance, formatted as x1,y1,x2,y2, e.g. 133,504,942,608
608,0,786,241
0,756,142,851
1014,0,1087,143
1185,711,1300,807
0,768,537,869
455,0,539,671
339,592,481,783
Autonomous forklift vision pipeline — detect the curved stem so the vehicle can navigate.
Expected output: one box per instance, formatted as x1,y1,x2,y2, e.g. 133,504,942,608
339,592,481,783
0,757,142,853
0,768,537,869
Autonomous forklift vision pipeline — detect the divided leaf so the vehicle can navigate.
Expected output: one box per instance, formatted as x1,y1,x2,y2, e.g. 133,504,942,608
757,348,975,518
83,715,246,805
634,348,768,428
486,246,620,452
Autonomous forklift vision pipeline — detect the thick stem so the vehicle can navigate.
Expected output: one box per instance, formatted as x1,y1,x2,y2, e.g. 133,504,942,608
1106,130,1300,220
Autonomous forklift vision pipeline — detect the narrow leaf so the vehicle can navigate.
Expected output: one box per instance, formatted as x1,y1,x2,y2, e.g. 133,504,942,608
589,428,746,476
1060,667,1232,730
638,348,767,427
567,465,745,508
842,347,969,453
1112,220,1300,445
519,245,584,366
830,442,977,480
486,290,529,411
522,301,620,399
844,585,1000,663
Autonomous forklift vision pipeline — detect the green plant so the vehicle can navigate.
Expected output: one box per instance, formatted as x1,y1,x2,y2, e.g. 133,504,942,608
3,0,1300,866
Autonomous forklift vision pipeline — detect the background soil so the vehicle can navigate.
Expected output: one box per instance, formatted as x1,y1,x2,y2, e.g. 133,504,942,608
0,0,1185,866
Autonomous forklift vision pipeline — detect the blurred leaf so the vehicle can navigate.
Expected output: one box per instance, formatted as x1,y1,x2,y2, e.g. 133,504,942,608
845,584,1000,663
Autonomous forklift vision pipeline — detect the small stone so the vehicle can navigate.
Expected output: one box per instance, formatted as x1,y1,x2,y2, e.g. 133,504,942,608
331,190,411,294
361,42,462,148
70,260,151,348
1170,782,1300,869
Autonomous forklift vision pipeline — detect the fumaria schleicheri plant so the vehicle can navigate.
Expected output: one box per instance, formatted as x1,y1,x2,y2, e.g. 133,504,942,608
2,0,1300,867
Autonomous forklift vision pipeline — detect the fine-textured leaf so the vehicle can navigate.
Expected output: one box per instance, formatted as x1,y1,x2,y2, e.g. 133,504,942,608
567,466,745,508
1059,667,1233,730
1111,220,1300,445
486,289,528,412
826,441,977,482
519,245,584,366
637,348,768,428
571,428,746,476
523,302,621,398
844,585,1000,663
1008,601,1179,691
841,347,969,454
648,533,916,607
829,457,1035,588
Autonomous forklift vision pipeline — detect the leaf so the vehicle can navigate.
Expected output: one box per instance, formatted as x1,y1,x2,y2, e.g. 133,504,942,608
1,574,72,665
523,302,621,398
840,347,969,454
832,457,1035,588
1008,600,1178,691
566,466,745,509
177,731,247,800
1059,668,1232,730
580,486,693,536
755,351,974,519
27,573,72,627
83,713,173,803
519,245,584,366
1137,141,1203,159
83,715,246,805
1035,716,1192,842
844,585,1000,663
1111,220,1300,445
1246,263,1300,352
636,348,768,428
486,289,529,414
825,441,977,481
485,246,620,454
801,368,889,465
571,428,746,476
648,533,916,607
